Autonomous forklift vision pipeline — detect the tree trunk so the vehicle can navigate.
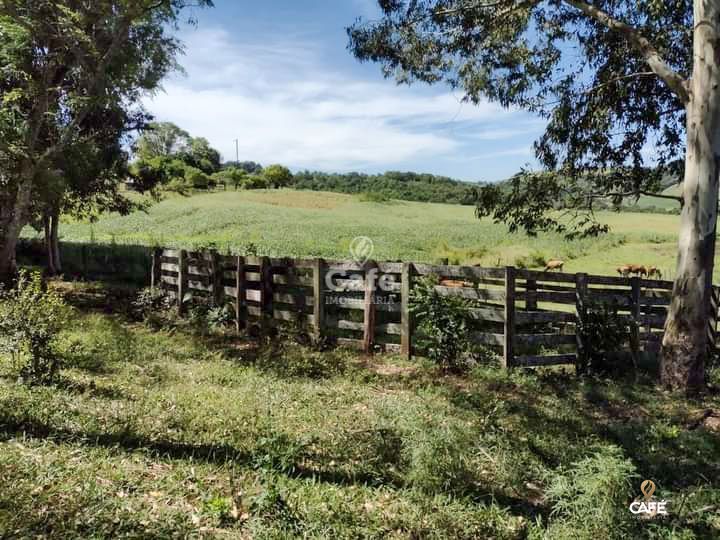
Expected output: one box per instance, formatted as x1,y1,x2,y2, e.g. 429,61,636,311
0,178,33,283
50,208,62,274
43,213,56,275
661,1,720,392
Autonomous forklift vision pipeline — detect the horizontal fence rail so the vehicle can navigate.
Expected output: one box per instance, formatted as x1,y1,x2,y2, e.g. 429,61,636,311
151,248,720,369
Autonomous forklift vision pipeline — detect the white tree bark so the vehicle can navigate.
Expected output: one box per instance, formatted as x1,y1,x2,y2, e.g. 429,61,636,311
661,0,720,391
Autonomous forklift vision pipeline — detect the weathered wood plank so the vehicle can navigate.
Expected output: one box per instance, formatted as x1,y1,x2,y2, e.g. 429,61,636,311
161,275,179,286
273,274,313,287
514,354,577,367
413,264,505,279
363,261,378,353
313,259,325,338
336,337,402,353
177,250,188,315
434,285,505,302
334,319,402,335
516,311,576,324
516,333,577,346
516,269,577,283
504,266,516,368
272,292,313,306
273,310,315,325
401,262,413,359
525,291,577,304
468,306,505,323
472,332,505,347
188,280,213,292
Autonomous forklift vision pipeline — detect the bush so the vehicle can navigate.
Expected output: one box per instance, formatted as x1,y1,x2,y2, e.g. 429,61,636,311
357,191,391,203
132,287,174,323
187,167,210,190
263,164,293,188
410,276,478,372
514,250,547,269
577,300,633,375
0,271,69,383
531,446,636,539
242,175,270,190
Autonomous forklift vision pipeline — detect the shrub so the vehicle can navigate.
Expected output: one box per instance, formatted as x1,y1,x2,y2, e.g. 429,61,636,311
242,175,270,190
577,300,632,375
410,276,478,372
357,191,391,203
531,446,636,539
186,167,210,190
514,250,547,269
263,164,293,188
132,287,174,321
206,304,235,330
0,271,69,383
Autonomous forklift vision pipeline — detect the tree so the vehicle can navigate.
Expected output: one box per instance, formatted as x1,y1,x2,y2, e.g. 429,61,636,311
0,0,212,281
348,1,716,392
263,164,293,188
135,122,191,161
181,137,222,175
214,167,247,190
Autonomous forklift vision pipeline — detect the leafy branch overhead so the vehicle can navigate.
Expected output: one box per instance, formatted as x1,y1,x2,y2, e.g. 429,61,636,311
348,0,690,236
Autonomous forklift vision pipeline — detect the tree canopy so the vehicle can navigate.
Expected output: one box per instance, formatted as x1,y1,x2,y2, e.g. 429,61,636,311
348,0,690,236
0,0,213,278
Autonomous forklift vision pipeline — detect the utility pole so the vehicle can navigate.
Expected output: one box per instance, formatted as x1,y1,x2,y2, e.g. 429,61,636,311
234,139,239,165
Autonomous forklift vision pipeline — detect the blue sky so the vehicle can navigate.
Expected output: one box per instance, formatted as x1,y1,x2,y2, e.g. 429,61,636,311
145,0,546,182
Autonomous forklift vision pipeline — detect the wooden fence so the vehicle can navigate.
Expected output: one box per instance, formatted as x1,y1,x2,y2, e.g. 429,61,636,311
151,248,720,368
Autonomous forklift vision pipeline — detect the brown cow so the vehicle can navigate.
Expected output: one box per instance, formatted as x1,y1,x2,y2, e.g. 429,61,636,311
544,259,564,272
618,264,648,277
646,266,662,279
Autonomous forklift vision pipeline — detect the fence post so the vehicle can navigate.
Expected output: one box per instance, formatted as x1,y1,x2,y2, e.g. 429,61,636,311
312,258,325,339
503,266,516,369
261,256,273,333
401,262,414,360
363,260,378,353
526,277,537,311
629,276,641,369
575,273,588,372
235,256,246,333
177,249,188,316
210,250,224,306
151,248,162,291
81,244,89,277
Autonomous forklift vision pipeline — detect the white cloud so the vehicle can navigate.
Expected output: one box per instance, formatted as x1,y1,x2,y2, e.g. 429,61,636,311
146,27,526,171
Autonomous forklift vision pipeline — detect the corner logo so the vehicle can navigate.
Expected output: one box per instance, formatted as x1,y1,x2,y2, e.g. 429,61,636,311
629,480,668,517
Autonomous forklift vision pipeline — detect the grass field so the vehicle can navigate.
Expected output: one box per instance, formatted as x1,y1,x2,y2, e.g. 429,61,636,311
24,188,707,281
1,284,719,538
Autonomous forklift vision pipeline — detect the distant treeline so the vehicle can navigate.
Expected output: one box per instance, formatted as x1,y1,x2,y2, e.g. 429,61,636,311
292,170,479,205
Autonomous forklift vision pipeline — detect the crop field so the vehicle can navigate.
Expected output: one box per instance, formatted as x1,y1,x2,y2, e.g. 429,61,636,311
1,285,719,538
30,188,706,281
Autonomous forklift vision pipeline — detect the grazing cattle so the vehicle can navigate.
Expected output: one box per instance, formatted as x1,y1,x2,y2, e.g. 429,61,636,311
617,264,648,277
544,259,564,272
646,266,662,279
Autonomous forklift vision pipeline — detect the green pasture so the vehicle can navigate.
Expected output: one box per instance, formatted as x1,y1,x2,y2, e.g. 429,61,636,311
24,188,711,281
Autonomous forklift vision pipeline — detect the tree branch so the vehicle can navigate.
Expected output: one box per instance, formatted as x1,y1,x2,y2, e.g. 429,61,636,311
586,189,683,205
562,0,690,103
